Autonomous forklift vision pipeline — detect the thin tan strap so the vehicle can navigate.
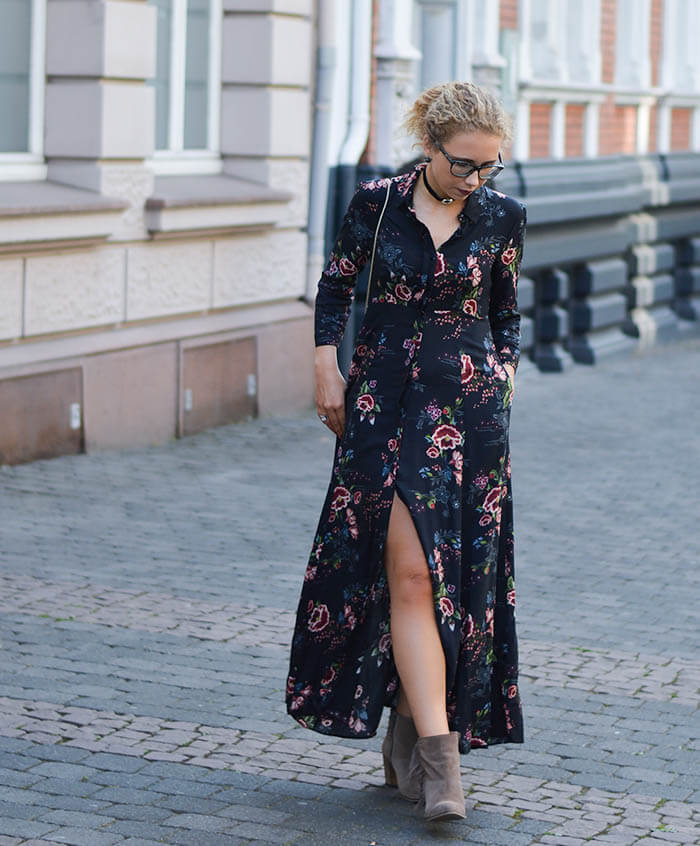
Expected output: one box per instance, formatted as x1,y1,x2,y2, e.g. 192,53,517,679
365,181,392,310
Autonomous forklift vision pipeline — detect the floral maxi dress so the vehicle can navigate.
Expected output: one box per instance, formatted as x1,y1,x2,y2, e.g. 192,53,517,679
286,162,526,753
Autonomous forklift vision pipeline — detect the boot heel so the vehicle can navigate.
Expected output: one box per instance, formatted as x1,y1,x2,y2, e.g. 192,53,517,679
383,754,398,787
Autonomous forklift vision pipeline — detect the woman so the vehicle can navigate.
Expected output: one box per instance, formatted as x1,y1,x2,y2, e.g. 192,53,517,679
286,81,526,822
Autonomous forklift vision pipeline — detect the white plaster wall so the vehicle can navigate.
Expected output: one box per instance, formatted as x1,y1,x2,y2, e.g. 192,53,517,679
47,0,156,80
126,241,213,320
0,259,23,341
266,159,310,227
213,229,306,307
45,82,155,158
24,247,125,336
224,0,312,13
221,87,309,157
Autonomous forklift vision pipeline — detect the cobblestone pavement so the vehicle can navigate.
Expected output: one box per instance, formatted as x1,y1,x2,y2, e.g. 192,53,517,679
1,334,699,846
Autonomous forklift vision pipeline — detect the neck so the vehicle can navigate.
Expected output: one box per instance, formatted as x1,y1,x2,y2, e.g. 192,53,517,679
422,167,454,205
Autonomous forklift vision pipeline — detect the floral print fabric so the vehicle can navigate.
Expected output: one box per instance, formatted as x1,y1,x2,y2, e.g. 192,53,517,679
286,161,526,754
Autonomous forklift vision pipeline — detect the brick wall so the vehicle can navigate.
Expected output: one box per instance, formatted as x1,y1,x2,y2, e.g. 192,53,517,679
671,108,692,150
499,0,518,29
648,104,658,153
600,0,617,85
565,104,585,158
530,103,551,158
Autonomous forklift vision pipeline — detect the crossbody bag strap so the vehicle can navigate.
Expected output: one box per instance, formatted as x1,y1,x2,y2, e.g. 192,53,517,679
364,181,392,310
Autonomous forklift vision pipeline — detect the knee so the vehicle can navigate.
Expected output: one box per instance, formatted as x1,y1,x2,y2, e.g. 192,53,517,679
390,563,433,606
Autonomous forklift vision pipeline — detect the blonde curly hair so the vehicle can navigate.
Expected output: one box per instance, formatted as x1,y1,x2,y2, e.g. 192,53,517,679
403,81,513,147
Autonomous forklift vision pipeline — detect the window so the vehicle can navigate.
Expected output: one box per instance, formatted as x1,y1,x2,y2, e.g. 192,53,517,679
615,0,650,89
148,0,222,173
412,1,458,90
528,0,600,84
0,0,46,180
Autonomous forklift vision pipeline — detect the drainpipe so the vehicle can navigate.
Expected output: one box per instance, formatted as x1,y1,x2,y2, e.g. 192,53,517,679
305,0,339,303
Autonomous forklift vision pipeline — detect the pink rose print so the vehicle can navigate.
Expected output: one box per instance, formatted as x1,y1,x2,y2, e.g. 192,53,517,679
434,252,446,276
331,486,351,511
353,490,362,504
378,632,392,653
356,344,368,357
465,614,474,638
486,607,494,635
344,602,357,629
479,513,492,526
356,393,375,413
439,597,454,620
502,245,517,265
388,438,397,452
507,589,516,606
460,353,475,384
321,667,335,685
339,257,357,276
354,684,363,699
431,424,463,451
471,266,482,283
395,282,412,301
466,255,478,269
474,474,488,488
483,485,504,514
462,299,478,316
346,507,359,540
507,684,518,699
308,603,330,632
426,445,440,459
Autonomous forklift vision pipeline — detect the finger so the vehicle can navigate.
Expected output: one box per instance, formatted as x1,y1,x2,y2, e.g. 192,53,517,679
326,409,342,438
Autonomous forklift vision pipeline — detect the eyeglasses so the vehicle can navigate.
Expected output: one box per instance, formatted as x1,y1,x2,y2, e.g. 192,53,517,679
433,139,505,180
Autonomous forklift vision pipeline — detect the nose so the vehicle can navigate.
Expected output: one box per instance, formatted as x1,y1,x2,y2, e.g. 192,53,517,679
463,170,480,188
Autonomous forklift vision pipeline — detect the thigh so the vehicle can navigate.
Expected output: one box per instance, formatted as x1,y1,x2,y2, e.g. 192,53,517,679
384,492,429,584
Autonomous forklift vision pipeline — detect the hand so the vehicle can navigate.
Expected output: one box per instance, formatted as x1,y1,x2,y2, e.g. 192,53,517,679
315,345,346,439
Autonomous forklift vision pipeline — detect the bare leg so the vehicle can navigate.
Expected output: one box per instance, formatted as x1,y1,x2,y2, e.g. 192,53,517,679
385,492,450,738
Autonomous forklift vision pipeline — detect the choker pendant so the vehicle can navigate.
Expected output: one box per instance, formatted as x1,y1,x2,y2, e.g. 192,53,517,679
423,169,454,205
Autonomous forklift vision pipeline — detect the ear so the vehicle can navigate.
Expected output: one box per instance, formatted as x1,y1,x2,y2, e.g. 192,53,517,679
421,133,435,159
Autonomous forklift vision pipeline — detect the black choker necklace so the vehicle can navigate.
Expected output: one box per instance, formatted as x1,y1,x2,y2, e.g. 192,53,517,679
423,168,453,205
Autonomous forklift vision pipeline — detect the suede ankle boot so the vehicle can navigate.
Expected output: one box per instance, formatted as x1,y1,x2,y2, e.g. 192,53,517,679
409,731,466,821
381,710,420,801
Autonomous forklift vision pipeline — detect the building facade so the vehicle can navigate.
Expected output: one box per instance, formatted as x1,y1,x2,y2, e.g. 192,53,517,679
1,0,699,463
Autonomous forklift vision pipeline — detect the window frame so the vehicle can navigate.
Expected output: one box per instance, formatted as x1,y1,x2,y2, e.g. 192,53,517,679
150,0,223,175
0,0,47,182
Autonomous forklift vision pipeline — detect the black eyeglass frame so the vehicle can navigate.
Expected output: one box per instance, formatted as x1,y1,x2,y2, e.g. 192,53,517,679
432,138,505,180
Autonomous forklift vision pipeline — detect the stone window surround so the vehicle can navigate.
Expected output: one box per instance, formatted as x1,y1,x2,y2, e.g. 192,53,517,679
0,172,294,251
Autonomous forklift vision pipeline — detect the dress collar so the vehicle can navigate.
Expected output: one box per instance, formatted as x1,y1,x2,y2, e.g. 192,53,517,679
396,161,483,225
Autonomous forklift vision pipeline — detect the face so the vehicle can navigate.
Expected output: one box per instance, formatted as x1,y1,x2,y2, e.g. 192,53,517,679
423,130,502,201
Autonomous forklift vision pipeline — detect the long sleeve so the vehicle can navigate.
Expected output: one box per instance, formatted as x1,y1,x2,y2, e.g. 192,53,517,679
489,204,526,371
314,183,382,347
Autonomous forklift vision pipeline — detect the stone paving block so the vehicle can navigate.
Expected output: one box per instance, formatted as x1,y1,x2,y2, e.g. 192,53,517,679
93,804,172,823
37,828,123,845
29,762,98,781
0,768,42,788
0,821,56,839
31,777,104,798
91,786,167,805
0,801,46,820
216,803,292,824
